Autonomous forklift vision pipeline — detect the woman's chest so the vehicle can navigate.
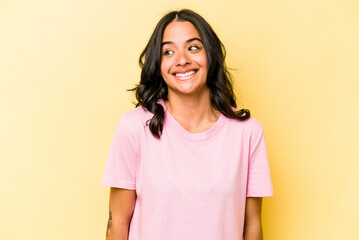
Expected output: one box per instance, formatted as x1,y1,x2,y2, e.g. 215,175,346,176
136,135,249,200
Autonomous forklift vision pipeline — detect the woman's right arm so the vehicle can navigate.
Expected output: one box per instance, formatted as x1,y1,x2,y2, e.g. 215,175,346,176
106,187,136,240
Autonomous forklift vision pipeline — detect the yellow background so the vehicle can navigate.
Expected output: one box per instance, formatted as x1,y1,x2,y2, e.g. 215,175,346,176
1,0,358,239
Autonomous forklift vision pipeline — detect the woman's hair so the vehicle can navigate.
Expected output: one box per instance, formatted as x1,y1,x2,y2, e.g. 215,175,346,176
131,9,250,138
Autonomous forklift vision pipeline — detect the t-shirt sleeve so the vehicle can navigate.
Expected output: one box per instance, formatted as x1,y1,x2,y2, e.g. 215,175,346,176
101,115,138,190
246,122,273,197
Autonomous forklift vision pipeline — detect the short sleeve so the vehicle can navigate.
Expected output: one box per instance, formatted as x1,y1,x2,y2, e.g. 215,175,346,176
101,115,138,190
246,123,273,197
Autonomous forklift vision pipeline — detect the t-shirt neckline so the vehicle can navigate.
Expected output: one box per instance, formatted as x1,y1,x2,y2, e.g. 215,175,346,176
158,99,226,142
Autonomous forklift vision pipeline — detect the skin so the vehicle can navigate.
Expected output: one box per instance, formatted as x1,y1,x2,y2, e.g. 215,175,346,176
106,188,136,240
244,197,264,240
161,21,208,97
160,20,220,133
106,20,264,240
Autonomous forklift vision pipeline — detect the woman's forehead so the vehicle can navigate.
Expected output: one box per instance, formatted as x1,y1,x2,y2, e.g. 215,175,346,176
162,21,201,44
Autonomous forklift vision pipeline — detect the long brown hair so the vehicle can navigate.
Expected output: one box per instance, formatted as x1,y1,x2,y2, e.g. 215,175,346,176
131,9,250,138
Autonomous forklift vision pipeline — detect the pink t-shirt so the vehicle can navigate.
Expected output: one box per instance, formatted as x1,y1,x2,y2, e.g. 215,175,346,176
102,100,273,240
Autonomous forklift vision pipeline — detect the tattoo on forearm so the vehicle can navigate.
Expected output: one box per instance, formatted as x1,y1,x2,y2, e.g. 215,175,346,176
106,211,112,237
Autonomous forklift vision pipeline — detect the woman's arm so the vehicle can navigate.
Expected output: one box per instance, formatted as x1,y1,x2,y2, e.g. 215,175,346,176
106,187,136,240
243,197,263,240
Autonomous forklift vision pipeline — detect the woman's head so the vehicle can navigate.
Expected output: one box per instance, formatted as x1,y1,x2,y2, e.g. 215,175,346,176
160,20,208,97
133,9,250,138
138,9,226,99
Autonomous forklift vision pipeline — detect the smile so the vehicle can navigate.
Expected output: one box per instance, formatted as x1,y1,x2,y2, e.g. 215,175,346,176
173,70,197,80
175,70,195,77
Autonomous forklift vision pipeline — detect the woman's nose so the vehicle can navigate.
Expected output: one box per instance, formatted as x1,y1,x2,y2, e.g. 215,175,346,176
175,50,191,66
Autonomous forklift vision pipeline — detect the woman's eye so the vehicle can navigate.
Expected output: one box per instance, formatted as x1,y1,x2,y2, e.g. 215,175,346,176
189,45,200,51
163,50,174,56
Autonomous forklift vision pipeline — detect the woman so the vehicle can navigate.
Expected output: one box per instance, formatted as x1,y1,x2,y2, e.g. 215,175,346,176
102,9,273,240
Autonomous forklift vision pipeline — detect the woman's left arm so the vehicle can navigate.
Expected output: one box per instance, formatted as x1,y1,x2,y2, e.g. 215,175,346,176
243,197,263,240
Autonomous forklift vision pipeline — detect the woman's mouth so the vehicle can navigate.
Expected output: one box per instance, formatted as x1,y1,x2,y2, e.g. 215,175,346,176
173,70,197,80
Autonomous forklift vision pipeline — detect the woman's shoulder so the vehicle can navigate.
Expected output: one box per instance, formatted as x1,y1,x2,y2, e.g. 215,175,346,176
122,105,153,118
242,116,263,129
227,111,264,134
111,106,153,141
120,105,153,127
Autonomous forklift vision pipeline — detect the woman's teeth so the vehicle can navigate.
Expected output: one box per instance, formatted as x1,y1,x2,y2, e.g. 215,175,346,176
175,71,195,77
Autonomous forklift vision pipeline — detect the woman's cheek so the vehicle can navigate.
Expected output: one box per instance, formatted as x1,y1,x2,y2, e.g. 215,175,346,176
161,59,172,74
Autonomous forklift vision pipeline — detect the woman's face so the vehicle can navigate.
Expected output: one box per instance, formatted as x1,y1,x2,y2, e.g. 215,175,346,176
160,21,208,98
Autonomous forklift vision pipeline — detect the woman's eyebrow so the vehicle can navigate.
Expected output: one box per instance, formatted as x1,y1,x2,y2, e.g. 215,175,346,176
186,37,202,43
161,37,202,47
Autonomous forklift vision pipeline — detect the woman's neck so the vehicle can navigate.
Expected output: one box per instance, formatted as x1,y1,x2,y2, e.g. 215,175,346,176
164,92,221,133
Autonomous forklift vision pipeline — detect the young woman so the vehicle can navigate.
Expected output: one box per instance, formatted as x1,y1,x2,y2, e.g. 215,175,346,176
102,9,273,240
